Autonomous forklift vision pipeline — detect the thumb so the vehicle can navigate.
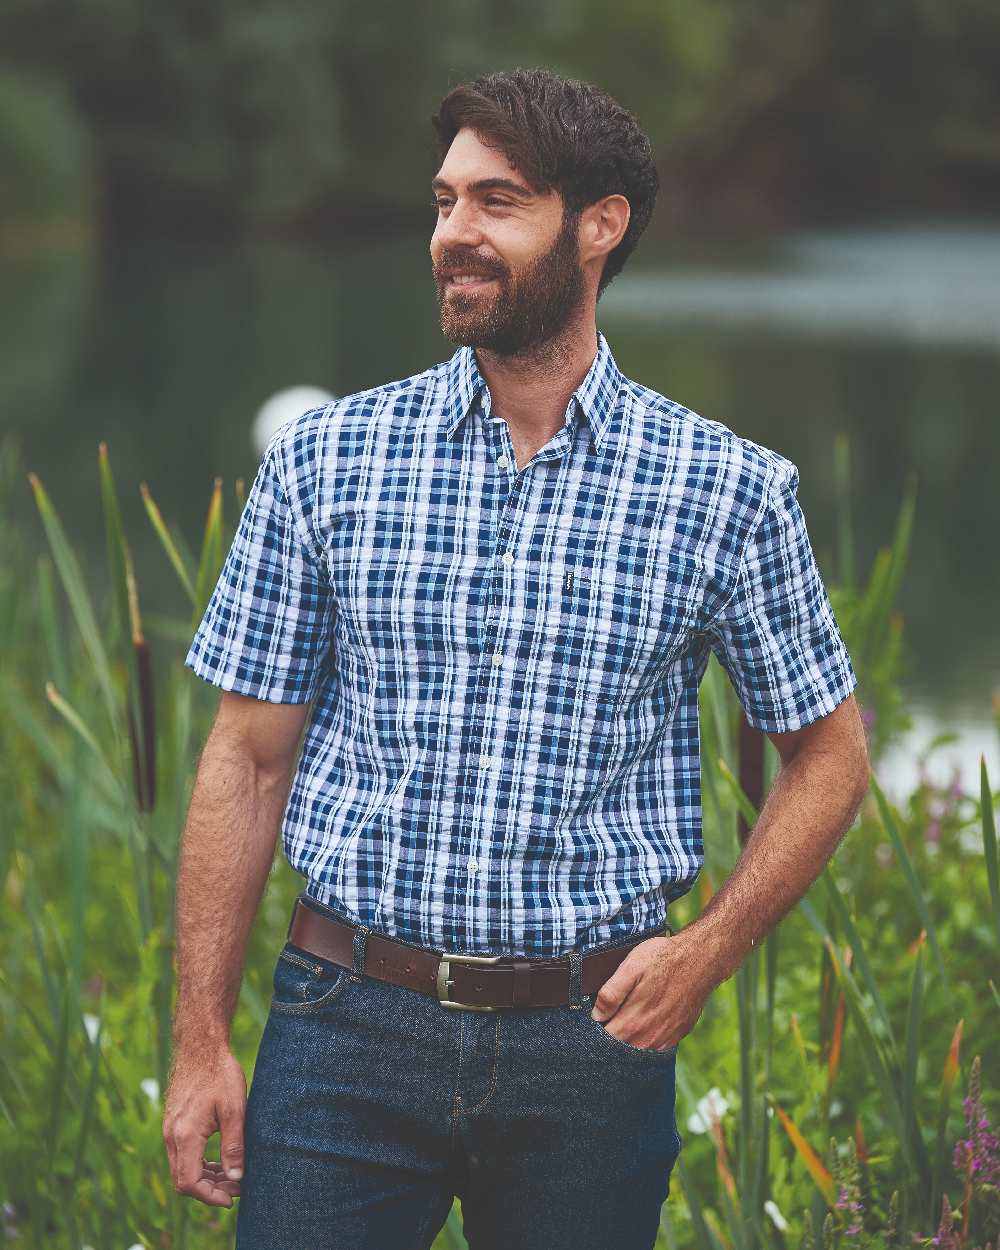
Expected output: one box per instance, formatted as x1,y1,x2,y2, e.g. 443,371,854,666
219,1099,246,1181
591,963,640,1021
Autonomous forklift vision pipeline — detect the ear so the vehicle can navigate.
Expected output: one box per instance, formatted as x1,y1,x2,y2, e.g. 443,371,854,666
579,194,630,265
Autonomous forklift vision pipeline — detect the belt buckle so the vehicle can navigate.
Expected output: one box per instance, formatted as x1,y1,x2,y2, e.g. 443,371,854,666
436,953,507,1011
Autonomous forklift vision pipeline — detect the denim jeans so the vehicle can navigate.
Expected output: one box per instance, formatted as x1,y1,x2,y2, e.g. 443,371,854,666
235,893,683,1250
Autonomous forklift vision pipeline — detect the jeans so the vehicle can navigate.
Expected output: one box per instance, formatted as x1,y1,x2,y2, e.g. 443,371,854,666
235,893,683,1250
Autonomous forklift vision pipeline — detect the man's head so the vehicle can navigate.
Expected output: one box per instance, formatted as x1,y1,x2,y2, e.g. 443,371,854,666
429,68,659,357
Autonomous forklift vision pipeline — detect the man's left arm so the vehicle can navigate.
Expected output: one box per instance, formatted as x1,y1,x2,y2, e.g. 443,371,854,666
592,457,869,1048
591,695,869,1048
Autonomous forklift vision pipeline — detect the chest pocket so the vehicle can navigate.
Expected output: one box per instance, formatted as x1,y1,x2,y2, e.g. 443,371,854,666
551,553,704,704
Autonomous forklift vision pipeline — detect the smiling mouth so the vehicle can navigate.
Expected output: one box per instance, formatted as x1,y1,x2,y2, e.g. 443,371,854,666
444,274,498,291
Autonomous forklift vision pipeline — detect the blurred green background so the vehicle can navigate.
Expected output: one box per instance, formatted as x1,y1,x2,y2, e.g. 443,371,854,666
2,0,999,795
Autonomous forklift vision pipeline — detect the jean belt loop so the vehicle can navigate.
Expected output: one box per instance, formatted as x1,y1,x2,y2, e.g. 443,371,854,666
568,949,584,1009
351,923,371,983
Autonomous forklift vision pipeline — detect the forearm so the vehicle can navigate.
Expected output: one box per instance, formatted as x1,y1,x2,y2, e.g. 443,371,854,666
681,745,868,990
171,730,293,1057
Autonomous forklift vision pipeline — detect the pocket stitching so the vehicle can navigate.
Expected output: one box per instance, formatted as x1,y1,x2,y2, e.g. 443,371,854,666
270,948,352,1015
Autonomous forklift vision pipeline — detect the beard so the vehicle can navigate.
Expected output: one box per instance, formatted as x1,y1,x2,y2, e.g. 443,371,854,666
433,211,586,358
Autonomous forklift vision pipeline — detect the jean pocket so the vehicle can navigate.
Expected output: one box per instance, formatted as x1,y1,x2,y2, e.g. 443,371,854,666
269,942,351,1015
585,998,679,1063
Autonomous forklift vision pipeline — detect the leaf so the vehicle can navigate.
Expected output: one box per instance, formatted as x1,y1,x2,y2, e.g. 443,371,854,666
140,481,196,605
869,771,948,987
981,757,1000,949
771,1098,836,1206
820,870,896,1051
192,476,224,629
716,756,760,827
929,1019,963,1229
28,472,119,733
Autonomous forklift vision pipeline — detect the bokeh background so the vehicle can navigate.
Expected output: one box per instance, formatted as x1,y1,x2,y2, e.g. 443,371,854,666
3,0,999,795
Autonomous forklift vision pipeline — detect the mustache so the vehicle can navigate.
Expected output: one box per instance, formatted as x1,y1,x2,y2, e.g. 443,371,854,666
434,251,507,281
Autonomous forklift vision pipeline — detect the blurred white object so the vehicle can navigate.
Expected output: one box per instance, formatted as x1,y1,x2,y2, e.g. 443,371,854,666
764,1201,789,1232
252,386,337,455
686,1086,732,1134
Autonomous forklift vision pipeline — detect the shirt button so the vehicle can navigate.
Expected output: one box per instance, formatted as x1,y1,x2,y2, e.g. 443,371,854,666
502,552,515,567
496,454,509,469
468,859,479,874
479,754,493,768
492,652,503,666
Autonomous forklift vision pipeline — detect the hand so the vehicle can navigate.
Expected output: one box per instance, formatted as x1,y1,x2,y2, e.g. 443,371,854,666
163,1045,247,1206
590,934,710,1052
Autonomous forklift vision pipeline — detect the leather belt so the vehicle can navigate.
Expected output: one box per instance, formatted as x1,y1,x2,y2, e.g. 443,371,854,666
286,896,670,1011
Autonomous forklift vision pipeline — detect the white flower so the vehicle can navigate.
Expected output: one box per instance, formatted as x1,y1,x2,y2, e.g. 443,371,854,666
830,1099,843,1117
140,1078,160,1105
686,1087,730,1134
82,1014,101,1045
764,1200,789,1232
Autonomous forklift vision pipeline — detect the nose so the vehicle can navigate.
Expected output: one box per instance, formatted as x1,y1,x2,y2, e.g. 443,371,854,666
432,197,483,251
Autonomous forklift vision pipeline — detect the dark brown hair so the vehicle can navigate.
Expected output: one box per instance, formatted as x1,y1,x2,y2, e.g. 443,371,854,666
431,68,659,296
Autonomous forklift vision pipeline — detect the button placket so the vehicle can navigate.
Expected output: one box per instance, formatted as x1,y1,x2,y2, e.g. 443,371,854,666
451,400,519,920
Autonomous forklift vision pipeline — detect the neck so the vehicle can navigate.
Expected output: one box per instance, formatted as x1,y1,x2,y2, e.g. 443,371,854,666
473,314,599,436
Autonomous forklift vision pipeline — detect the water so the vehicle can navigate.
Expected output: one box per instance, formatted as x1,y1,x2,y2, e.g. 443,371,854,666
3,222,998,800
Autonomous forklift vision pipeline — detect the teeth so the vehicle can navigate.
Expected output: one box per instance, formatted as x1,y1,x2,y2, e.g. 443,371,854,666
450,275,490,285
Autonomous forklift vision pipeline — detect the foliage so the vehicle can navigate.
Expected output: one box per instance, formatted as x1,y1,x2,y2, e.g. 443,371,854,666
0,427,998,1248
1,1,999,238
0,67,95,245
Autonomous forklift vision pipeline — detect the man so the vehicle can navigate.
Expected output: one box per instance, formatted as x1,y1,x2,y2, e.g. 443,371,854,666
163,68,869,1250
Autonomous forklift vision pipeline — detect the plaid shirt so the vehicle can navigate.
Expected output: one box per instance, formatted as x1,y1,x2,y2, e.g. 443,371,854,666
185,333,857,957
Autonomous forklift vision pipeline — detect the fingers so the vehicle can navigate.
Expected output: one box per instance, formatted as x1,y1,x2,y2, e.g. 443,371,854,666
185,1173,238,1208
591,963,640,1022
171,1121,219,1201
203,1161,241,1199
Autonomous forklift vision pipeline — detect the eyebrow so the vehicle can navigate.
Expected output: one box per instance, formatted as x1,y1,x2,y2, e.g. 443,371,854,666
431,175,535,200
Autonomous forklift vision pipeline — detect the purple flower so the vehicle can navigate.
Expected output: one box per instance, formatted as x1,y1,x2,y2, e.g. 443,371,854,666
952,1059,1000,1189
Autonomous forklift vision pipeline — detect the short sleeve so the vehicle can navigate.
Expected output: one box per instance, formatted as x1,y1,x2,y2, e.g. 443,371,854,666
184,438,334,703
704,462,858,733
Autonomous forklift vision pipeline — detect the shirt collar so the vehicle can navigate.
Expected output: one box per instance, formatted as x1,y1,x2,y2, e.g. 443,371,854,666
439,331,624,451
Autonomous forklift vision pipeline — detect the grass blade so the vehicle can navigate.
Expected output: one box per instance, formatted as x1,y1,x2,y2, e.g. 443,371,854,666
192,476,224,628
98,442,131,650
28,472,119,733
771,1098,836,1207
929,1019,963,1229
869,771,948,987
140,481,196,606
716,756,761,827
821,871,896,1053
981,757,1000,949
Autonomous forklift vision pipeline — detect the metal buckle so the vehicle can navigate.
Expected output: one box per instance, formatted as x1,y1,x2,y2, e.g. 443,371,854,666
436,953,508,1011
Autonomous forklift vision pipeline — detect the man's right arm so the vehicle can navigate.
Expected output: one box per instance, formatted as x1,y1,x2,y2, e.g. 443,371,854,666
162,689,311,1208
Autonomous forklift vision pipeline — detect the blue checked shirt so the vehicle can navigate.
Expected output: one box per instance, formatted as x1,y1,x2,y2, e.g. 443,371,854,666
185,333,858,957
